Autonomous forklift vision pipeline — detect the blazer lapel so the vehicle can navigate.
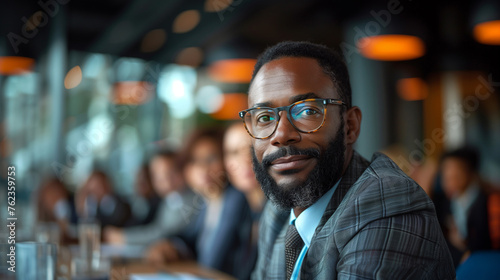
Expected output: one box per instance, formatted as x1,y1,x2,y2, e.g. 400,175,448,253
315,151,370,235
296,152,370,279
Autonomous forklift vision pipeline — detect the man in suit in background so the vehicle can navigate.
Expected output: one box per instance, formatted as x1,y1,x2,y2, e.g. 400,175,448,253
241,41,455,279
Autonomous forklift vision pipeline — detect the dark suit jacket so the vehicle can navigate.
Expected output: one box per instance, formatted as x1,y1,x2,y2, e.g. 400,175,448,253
94,194,131,227
252,152,456,279
434,184,491,266
172,185,253,279
466,190,491,251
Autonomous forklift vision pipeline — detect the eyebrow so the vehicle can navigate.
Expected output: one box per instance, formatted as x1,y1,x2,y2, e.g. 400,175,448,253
252,101,272,108
251,92,320,108
289,92,319,103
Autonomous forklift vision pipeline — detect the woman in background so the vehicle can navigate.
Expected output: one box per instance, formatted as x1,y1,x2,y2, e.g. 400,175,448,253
104,151,198,245
146,127,253,279
223,122,266,279
37,177,78,244
125,163,161,226
76,170,131,227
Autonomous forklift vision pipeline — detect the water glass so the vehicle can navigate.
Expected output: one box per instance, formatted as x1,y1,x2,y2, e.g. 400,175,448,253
16,242,57,280
78,220,101,271
35,222,61,248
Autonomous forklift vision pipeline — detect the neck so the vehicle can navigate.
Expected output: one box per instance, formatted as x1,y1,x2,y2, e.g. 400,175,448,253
293,207,307,218
204,188,224,202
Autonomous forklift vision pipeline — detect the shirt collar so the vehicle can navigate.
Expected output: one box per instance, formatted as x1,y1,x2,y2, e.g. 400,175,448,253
289,179,340,247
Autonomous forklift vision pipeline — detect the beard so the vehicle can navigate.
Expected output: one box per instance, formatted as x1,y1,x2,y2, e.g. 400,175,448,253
252,121,346,210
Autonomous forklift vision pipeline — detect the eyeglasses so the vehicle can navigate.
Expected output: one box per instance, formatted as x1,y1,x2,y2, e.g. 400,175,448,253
238,98,346,139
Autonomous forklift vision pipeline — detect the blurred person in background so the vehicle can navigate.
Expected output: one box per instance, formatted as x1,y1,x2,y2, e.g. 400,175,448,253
38,177,75,223
223,122,266,279
124,163,161,227
224,122,266,215
76,170,131,227
434,146,492,266
146,127,253,279
104,151,198,245
37,177,78,244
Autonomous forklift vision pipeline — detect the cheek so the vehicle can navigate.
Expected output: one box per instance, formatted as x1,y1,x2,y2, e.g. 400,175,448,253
184,167,196,186
225,159,238,175
442,172,467,195
161,178,172,189
212,165,226,180
252,142,266,161
153,178,164,189
228,162,247,180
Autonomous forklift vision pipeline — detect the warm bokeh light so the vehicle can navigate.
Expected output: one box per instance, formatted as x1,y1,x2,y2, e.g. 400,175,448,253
357,35,426,61
210,93,248,120
172,10,200,33
490,193,500,249
396,77,429,101
175,47,204,67
26,11,45,31
140,29,167,53
0,56,35,75
64,65,83,89
112,81,153,105
208,58,256,83
204,0,233,12
474,20,500,45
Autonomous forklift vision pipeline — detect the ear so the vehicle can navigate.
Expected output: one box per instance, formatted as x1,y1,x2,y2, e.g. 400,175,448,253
345,106,362,145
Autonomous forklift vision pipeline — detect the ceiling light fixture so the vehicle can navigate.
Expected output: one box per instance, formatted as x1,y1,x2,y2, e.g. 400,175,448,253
357,35,426,61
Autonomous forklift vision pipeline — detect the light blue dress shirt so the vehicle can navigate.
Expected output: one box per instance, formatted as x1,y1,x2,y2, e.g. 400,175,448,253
289,180,340,280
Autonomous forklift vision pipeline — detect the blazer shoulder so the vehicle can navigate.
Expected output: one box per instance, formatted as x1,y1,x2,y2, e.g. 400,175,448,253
356,152,429,202
332,152,436,233
260,201,288,234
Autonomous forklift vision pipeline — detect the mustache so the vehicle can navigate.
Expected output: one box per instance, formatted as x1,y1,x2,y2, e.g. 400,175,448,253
260,146,320,168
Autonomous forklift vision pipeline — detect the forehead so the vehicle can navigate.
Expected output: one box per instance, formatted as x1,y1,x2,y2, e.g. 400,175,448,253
248,57,337,107
192,137,219,154
442,157,469,170
152,156,174,165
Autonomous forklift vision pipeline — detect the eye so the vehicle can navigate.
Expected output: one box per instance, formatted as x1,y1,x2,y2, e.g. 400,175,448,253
293,106,321,119
299,108,319,116
256,114,275,123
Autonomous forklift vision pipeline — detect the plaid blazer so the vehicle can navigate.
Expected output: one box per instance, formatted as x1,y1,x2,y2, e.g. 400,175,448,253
252,151,456,279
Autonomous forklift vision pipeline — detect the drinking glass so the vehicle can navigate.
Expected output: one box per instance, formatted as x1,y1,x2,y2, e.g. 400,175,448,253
78,220,101,272
16,242,57,280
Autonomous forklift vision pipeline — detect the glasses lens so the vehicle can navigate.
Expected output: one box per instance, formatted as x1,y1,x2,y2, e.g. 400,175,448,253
244,108,277,138
290,100,325,132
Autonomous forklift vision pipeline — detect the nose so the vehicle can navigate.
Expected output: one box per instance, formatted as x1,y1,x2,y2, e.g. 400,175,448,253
269,111,301,146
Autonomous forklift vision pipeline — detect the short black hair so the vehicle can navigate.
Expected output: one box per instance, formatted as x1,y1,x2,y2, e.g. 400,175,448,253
441,146,480,172
251,41,352,108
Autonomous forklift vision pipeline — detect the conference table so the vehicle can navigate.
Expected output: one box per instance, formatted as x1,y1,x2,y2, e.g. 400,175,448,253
70,244,236,280
110,260,236,280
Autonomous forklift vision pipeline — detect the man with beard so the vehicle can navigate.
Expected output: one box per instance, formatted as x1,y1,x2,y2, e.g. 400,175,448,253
241,41,455,279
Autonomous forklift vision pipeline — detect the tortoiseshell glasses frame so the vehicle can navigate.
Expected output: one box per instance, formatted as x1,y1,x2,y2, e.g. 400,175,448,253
238,98,346,139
